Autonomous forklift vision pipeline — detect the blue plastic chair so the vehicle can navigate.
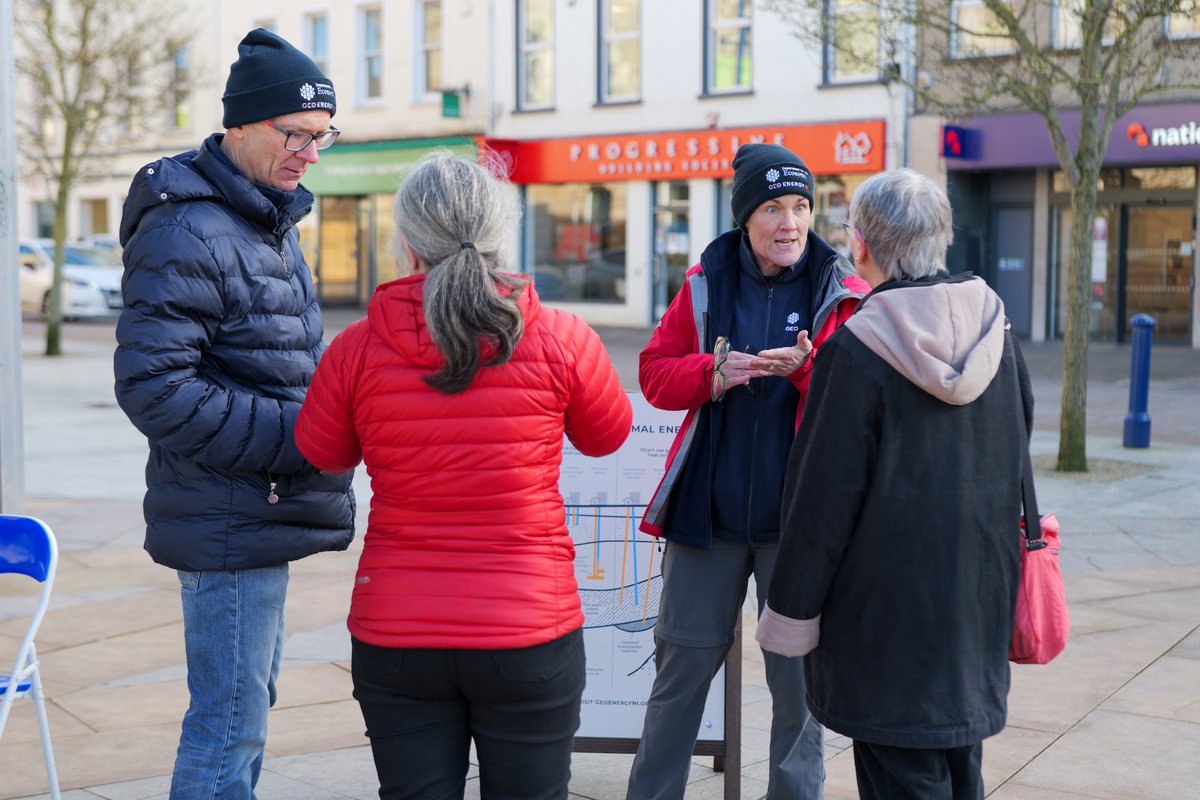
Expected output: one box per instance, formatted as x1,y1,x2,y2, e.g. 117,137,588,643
0,514,61,799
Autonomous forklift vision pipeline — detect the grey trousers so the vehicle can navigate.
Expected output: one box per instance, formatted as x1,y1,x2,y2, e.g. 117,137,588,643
626,539,824,800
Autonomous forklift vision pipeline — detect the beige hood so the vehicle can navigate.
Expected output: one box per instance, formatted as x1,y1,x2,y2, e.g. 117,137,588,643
843,277,1007,405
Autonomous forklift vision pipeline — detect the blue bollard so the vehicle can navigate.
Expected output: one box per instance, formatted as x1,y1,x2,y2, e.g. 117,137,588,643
1123,314,1156,448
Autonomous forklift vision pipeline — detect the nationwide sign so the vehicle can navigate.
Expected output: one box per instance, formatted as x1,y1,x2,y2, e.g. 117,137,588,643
481,120,886,184
1126,120,1200,148
943,102,1200,170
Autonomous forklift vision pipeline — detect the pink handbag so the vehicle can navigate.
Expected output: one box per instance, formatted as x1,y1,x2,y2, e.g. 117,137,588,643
1010,511,1070,664
1007,324,1071,665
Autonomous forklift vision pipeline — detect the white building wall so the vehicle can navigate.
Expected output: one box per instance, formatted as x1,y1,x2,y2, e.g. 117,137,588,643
492,2,893,142
15,0,495,243
217,1,490,142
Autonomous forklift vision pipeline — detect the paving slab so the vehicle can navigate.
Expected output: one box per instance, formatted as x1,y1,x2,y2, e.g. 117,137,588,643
8,317,1200,799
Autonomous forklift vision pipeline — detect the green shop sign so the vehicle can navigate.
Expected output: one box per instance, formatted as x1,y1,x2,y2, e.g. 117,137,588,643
302,136,477,195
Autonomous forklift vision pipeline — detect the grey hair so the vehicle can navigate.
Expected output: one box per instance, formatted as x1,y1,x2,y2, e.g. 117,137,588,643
393,151,528,394
849,169,953,281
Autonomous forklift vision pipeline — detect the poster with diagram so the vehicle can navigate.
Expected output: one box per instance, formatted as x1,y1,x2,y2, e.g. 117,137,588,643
561,392,724,741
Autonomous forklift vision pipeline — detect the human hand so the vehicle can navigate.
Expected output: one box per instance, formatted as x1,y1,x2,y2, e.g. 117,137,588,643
752,330,813,378
720,349,770,391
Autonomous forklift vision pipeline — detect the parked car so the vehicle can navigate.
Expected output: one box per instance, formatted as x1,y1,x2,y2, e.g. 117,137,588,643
83,233,123,261
582,248,626,302
18,238,124,319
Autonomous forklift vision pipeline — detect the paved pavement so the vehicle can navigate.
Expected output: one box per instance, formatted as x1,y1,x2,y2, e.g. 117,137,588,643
3,312,1200,799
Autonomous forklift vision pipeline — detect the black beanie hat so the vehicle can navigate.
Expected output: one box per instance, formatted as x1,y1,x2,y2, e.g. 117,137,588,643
729,143,815,228
222,28,336,129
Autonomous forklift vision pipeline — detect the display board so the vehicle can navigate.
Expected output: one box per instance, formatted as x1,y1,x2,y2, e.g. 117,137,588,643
560,393,725,742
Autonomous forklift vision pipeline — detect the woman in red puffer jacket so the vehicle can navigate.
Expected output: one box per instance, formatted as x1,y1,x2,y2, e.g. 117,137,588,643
295,153,632,800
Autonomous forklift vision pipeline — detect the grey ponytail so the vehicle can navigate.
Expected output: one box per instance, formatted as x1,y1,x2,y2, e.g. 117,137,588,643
393,152,528,394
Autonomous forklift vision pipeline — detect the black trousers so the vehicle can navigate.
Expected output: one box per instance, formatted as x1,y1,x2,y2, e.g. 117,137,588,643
852,740,984,800
351,628,585,800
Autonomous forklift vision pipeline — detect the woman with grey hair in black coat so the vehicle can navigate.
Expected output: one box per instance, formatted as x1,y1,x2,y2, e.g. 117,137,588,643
757,168,1031,799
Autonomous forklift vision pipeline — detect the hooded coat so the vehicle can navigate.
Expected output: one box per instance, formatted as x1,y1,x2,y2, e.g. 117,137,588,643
294,274,633,650
114,134,355,572
757,273,1031,749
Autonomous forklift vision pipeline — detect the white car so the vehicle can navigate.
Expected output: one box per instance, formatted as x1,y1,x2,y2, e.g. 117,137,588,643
18,238,125,319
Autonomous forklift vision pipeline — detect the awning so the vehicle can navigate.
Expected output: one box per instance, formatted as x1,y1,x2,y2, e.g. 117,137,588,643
302,136,478,195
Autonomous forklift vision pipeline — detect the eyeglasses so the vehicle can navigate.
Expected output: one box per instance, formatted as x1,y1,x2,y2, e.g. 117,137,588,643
711,336,731,403
263,119,340,151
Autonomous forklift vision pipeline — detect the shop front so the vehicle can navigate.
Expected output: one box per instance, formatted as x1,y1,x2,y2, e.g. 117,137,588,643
299,136,478,306
483,119,886,327
943,103,1200,347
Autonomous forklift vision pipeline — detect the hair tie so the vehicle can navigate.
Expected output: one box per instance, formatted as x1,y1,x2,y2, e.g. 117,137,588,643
460,241,476,251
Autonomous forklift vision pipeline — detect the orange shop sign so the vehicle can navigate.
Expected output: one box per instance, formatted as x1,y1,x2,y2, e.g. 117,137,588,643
480,120,885,184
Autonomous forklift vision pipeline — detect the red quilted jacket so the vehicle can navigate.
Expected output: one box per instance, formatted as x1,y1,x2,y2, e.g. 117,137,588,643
295,274,633,649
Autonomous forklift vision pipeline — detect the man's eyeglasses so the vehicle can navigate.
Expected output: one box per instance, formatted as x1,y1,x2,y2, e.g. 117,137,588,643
711,336,731,403
263,119,340,152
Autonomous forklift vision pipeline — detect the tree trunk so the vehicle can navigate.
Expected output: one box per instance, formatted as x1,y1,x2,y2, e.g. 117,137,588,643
44,186,68,356
1056,173,1099,472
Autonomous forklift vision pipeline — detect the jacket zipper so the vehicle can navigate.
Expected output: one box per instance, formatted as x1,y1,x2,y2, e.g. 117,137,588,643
278,246,290,278
267,472,280,504
744,283,775,539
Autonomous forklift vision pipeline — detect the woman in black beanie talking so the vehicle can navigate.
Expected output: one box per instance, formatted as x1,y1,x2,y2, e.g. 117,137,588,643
626,143,869,800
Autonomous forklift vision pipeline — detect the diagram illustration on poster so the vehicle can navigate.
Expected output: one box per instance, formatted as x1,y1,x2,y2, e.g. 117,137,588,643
560,393,724,742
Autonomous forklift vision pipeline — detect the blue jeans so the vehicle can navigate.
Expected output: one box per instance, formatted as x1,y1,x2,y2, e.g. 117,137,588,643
171,565,289,800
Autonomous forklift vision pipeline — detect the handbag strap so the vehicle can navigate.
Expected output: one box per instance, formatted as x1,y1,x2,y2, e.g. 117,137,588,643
1007,322,1047,551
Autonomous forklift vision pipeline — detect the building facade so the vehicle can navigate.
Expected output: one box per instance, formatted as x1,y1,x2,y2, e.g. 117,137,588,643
15,0,490,309
485,0,902,327
904,6,1200,349
16,1,906,327
920,104,1200,349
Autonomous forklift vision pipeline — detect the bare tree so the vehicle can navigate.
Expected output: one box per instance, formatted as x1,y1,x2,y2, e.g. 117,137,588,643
766,0,1200,471
15,0,189,355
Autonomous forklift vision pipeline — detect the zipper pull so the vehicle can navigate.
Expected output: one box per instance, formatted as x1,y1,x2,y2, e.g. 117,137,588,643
267,481,279,504
279,247,289,277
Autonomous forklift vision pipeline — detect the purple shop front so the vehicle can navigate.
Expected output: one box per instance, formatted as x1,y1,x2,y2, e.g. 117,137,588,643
944,101,1200,169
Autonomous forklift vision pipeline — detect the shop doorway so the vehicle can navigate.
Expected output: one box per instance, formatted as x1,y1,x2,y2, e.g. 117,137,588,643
309,195,392,307
317,196,363,305
651,181,690,319
993,206,1033,337
1124,205,1193,340
1055,203,1195,343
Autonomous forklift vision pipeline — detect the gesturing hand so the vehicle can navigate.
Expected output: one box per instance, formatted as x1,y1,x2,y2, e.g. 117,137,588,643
752,330,813,378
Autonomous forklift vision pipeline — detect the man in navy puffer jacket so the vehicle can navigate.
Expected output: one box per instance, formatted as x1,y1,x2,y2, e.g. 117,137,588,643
113,29,355,799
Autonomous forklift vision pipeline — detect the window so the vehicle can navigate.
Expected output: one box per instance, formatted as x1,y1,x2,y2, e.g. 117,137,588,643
35,201,54,239
417,1,443,98
360,6,384,102
1167,13,1200,39
706,0,752,93
600,0,640,102
80,198,109,236
824,0,880,83
118,51,145,136
519,0,554,109
951,0,1015,57
1054,0,1121,48
524,183,628,304
170,44,191,130
254,18,277,33
306,14,330,74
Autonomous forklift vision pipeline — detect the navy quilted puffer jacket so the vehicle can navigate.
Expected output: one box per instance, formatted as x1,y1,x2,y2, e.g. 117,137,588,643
114,134,355,571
